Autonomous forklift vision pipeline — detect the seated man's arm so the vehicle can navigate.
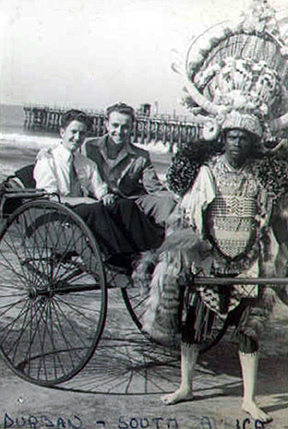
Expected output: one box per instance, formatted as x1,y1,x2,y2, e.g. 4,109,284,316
119,154,165,195
64,159,110,206
61,196,97,205
33,152,58,194
82,157,119,207
142,156,167,193
88,163,109,200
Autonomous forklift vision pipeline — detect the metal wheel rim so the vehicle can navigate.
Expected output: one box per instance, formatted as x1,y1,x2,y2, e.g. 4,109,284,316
0,199,107,386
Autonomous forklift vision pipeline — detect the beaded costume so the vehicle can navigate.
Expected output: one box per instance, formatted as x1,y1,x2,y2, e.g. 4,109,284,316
205,157,260,261
142,153,278,347
181,154,278,342
139,0,288,349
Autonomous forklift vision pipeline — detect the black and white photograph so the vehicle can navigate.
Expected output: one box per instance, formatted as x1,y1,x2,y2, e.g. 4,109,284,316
0,0,287,428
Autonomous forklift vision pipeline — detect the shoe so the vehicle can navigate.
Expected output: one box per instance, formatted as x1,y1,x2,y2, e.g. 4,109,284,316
105,254,132,275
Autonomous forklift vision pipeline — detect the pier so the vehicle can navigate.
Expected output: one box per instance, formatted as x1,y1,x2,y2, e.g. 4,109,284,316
23,105,203,152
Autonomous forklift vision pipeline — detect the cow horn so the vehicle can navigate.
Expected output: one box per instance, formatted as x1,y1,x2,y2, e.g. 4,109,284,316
184,77,229,118
270,112,288,132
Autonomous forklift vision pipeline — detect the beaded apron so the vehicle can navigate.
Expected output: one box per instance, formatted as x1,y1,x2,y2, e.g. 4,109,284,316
207,156,259,260
196,156,263,315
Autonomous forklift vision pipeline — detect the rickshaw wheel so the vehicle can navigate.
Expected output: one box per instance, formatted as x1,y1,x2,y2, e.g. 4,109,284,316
121,285,229,354
0,199,107,386
121,286,147,333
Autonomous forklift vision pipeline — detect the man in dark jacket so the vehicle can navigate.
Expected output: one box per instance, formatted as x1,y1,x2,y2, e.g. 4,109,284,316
84,102,176,226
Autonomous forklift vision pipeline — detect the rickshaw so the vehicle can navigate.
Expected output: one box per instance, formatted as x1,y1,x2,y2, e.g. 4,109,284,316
0,164,233,390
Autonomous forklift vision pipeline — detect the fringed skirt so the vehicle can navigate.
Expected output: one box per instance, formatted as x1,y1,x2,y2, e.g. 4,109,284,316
182,286,271,353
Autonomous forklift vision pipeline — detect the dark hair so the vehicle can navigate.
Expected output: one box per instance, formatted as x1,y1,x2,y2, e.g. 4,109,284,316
60,109,93,131
106,102,135,122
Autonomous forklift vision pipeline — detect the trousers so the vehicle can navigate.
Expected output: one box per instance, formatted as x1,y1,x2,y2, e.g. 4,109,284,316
73,197,165,258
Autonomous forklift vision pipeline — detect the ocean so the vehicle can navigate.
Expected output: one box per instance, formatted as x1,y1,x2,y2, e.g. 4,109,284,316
0,104,59,179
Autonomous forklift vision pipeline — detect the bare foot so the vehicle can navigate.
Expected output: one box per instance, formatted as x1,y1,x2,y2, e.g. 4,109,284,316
242,400,273,423
161,388,194,405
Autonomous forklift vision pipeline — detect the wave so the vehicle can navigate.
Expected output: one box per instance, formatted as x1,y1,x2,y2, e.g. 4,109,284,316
0,131,171,154
0,132,59,150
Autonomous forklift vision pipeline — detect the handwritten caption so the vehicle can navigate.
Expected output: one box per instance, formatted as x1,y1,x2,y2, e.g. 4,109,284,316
1,413,179,429
1,413,267,428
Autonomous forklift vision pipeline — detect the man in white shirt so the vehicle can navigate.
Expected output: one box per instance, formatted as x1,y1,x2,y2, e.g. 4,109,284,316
34,135,108,202
34,110,164,270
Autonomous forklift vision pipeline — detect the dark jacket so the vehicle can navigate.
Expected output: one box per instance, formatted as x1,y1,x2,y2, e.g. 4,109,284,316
84,135,165,198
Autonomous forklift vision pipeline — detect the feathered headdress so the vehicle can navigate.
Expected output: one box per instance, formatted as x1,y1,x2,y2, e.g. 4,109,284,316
178,0,288,144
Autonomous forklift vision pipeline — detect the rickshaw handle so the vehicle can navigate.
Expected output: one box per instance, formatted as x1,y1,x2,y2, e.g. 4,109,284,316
193,277,288,286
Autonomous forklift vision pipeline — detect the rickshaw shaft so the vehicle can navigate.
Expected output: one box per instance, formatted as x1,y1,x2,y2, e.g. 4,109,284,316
192,277,288,286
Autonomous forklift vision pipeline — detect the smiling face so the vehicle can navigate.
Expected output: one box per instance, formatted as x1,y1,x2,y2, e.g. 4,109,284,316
60,120,87,153
105,111,133,146
224,128,253,168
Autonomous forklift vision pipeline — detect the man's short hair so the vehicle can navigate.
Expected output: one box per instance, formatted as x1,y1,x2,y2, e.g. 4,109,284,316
106,103,135,122
60,109,93,131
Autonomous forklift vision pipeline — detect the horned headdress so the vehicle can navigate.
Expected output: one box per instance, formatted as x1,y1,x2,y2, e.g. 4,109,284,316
180,0,288,144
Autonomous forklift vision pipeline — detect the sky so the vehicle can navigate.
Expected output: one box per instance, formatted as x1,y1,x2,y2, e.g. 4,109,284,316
0,0,287,114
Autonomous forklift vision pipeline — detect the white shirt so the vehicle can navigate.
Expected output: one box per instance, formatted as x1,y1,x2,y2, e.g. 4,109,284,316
33,143,108,200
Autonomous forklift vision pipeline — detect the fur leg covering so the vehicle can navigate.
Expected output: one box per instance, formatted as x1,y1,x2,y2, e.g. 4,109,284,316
142,250,183,347
132,250,159,297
